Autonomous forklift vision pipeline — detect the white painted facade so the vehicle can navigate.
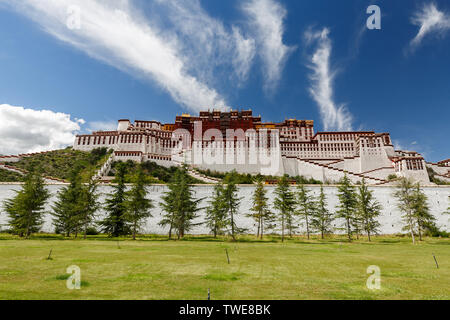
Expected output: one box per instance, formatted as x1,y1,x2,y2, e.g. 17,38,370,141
73,111,439,185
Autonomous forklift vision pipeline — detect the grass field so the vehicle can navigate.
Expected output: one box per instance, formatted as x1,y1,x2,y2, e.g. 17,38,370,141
0,235,449,300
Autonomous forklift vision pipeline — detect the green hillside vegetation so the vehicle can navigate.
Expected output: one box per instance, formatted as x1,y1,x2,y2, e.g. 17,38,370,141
0,169,24,182
196,168,323,185
109,160,205,184
6,148,111,182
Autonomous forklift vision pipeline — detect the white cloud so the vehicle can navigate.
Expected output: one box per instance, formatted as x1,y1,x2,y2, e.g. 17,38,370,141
87,121,118,132
155,0,256,85
393,140,405,151
410,3,450,48
0,104,83,155
304,28,353,131
2,0,229,112
232,26,257,84
243,0,294,92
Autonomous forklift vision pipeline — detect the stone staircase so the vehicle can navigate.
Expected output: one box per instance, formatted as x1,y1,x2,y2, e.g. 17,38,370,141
93,153,115,181
187,168,221,184
295,158,389,185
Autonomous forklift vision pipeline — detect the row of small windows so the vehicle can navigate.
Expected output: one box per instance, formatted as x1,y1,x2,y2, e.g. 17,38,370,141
281,127,314,136
147,155,172,161
78,135,178,147
321,134,357,141
136,122,160,129
281,143,355,152
394,159,424,171
406,159,424,171
361,138,382,148
115,152,141,157
78,136,117,145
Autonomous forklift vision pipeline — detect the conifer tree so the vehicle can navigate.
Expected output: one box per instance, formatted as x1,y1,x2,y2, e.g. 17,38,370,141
336,175,358,241
205,183,227,238
79,178,100,239
174,167,202,239
222,181,242,241
160,166,202,239
159,170,178,239
100,162,130,237
248,180,273,239
3,168,50,238
274,175,296,242
311,186,334,239
356,179,382,242
52,168,84,237
411,183,435,241
296,184,315,240
393,178,417,244
125,165,154,240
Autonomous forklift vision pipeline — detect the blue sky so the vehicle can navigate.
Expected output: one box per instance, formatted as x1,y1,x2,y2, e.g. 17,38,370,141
0,0,449,161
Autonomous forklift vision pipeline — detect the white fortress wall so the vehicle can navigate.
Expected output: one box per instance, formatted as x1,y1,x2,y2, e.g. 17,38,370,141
0,184,448,235
428,163,450,176
363,168,396,180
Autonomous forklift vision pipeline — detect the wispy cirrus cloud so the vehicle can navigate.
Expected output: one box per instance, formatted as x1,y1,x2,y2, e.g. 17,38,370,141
0,104,84,155
304,28,353,131
2,0,229,113
410,3,450,49
242,0,295,92
155,0,256,85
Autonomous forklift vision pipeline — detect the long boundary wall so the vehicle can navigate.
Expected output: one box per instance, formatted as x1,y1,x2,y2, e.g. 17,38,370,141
0,184,448,235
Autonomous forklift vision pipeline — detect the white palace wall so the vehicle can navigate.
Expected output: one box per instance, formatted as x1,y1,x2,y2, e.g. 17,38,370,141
0,184,448,236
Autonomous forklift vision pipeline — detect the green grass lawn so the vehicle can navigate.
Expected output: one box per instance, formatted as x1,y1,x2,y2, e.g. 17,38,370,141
0,235,449,300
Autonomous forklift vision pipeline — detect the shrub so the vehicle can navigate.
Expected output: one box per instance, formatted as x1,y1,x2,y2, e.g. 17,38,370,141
85,227,100,236
387,174,397,181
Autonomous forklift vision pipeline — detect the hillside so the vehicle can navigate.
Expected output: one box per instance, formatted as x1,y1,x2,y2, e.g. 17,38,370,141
2,148,205,184
109,160,205,184
0,168,24,182
4,148,111,183
195,168,323,185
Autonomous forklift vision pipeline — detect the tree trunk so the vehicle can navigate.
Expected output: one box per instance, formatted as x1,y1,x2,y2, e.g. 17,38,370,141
306,215,310,240
417,221,423,241
261,218,264,240
84,219,88,240
257,215,261,238
25,209,32,239
231,207,236,241
281,214,285,243
346,217,352,242
409,217,416,245
321,220,324,239
367,230,371,242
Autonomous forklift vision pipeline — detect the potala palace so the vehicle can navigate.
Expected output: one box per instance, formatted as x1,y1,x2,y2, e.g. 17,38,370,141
73,110,449,185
